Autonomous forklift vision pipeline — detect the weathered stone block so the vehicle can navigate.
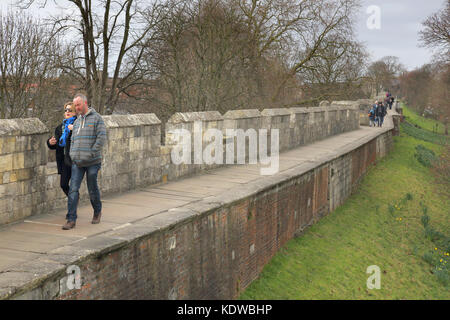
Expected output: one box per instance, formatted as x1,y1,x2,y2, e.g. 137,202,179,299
0,154,13,173
2,171,10,184
12,152,25,171
0,136,17,154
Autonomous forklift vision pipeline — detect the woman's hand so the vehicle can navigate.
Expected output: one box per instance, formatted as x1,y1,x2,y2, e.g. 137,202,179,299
49,136,57,145
68,124,74,131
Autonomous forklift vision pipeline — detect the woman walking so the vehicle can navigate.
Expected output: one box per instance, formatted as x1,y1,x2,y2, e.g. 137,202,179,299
47,102,77,196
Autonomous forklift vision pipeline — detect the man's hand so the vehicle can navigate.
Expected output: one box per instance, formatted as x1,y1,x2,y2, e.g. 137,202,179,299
49,136,57,146
68,124,74,131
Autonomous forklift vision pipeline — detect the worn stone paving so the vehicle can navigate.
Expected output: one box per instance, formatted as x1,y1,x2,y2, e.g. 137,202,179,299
0,112,395,274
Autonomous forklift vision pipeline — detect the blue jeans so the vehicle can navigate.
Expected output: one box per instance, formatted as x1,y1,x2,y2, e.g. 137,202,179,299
378,116,385,127
66,163,102,222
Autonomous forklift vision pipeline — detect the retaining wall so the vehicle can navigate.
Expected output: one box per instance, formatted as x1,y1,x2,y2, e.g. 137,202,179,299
0,109,400,300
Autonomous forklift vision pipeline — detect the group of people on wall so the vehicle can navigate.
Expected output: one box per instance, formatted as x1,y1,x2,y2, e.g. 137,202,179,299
46,94,107,230
368,92,395,127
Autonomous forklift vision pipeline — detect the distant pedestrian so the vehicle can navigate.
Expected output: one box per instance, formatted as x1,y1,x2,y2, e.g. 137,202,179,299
376,102,386,127
384,95,391,109
369,103,377,127
62,93,107,230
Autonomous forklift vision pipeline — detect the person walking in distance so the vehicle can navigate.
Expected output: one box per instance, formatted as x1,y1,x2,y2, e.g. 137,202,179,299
369,102,377,127
62,93,107,230
376,101,386,127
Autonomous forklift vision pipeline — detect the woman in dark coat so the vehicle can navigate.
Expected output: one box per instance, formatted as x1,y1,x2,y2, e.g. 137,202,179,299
376,101,386,127
47,102,77,196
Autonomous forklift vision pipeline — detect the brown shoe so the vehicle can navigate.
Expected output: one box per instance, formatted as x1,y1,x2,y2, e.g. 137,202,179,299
92,212,102,224
62,220,76,230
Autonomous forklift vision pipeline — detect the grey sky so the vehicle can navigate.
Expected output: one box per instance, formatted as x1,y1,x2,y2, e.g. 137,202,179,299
1,0,446,71
356,0,446,70
0,0,68,18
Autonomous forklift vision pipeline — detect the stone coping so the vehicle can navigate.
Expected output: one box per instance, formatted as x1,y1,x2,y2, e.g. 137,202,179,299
0,119,48,136
0,102,362,137
261,108,292,116
289,104,358,114
103,114,161,128
167,111,223,124
223,109,261,119
329,101,359,109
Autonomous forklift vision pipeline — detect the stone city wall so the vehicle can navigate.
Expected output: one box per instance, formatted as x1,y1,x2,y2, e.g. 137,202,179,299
2,112,398,300
0,102,360,226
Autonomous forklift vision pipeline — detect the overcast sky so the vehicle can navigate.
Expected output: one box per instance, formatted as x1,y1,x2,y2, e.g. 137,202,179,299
356,0,446,70
1,0,446,71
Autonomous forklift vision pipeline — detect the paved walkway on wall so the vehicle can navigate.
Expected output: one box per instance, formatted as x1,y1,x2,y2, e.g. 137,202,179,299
0,111,396,275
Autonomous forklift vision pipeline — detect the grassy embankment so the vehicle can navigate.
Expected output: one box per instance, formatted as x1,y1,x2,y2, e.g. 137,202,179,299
240,106,449,299
401,102,446,135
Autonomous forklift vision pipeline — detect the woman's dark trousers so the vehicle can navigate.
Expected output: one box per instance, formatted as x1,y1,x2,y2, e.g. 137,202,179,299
60,165,72,196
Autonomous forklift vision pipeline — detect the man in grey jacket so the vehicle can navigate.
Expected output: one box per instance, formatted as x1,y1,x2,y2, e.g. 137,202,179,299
63,93,107,230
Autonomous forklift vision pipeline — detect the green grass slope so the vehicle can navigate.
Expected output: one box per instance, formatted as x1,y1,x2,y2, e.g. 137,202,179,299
239,111,450,300
401,103,446,135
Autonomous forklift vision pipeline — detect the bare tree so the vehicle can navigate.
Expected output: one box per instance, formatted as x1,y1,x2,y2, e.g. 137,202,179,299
16,0,169,114
298,34,370,103
416,0,450,135
14,0,365,118
419,0,450,62
140,0,264,117
246,0,361,101
139,0,363,120
367,56,404,95
398,64,433,114
0,11,66,125
429,62,450,135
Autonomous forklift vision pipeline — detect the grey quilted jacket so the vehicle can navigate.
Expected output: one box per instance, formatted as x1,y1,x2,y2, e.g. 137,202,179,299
69,108,107,167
